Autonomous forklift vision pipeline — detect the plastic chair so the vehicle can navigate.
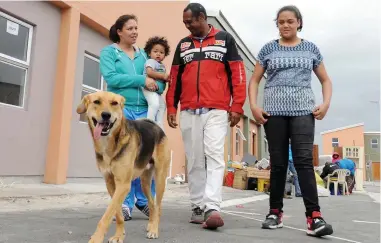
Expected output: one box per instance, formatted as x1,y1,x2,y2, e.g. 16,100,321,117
326,169,350,195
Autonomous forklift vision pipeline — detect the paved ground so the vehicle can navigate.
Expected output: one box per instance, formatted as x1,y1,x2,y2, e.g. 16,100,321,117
0,186,379,243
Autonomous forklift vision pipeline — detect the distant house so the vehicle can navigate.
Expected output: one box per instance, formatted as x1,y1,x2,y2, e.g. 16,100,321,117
321,123,380,182
364,132,380,181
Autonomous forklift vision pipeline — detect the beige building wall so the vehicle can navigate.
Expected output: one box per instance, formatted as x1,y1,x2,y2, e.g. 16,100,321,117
321,124,365,155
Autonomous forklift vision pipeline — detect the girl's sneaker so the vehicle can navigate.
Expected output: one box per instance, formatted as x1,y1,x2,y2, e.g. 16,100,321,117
262,209,283,229
306,211,333,237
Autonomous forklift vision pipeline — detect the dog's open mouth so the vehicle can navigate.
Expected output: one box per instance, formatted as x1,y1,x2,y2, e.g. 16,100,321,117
92,117,116,139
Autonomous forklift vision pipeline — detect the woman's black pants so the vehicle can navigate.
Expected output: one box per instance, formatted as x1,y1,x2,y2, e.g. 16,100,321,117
264,114,320,216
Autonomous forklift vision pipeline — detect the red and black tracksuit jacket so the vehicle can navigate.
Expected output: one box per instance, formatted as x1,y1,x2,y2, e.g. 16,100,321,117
166,25,247,115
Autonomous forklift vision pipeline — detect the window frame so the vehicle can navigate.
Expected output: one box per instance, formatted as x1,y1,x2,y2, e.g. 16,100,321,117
79,52,105,123
332,137,339,147
0,11,33,109
0,11,33,66
371,138,378,149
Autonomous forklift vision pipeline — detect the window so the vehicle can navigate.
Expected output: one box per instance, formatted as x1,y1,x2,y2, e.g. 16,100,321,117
80,53,106,122
345,148,352,157
371,139,378,149
0,11,33,108
332,138,339,147
353,148,359,157
235,126,246,156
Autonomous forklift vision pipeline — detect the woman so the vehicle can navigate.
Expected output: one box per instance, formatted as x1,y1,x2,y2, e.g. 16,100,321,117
248,5,333,237
100,14,157,221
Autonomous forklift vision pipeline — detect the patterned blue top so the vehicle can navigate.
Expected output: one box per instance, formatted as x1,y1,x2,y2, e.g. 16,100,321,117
257,39,323,116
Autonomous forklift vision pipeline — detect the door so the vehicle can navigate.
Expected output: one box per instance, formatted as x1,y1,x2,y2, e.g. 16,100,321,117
372,162,380,181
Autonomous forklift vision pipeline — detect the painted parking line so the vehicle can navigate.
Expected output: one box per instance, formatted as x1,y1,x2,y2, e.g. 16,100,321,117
222,210,262,216
223,211,362,243
220,194,269,208
352,220,380,224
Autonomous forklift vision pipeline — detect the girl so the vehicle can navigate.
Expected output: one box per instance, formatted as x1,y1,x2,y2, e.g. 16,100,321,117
100,14,157,221
248,5,333,237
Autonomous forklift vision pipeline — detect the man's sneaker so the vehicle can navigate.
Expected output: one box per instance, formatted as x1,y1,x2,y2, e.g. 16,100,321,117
262,209,283,229
307,211,333,237
135,203,150,217
189,207,204,224
202,209,224,230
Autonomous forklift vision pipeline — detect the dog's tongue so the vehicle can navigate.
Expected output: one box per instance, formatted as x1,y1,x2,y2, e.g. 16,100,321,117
93,123,104,140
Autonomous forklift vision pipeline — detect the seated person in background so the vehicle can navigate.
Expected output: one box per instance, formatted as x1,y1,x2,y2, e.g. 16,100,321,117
337,158,356,194
332,152,341,163
320,162,340,183
320,162,340,194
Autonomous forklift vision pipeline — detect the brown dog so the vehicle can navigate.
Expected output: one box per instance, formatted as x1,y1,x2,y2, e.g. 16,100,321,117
76,91,170,242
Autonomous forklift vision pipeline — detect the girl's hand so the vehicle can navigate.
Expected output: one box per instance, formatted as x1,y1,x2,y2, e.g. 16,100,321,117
251,106,270,125
313,103,330,120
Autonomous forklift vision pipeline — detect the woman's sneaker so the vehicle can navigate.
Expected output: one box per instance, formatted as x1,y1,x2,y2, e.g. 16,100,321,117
262,209,283,229
135,203,150,217
113,205,131,222
306,211,333,237
122,205,132,221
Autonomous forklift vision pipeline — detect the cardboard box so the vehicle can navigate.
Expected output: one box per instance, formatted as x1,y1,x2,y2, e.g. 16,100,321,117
246,167,270,179
233,169,247,190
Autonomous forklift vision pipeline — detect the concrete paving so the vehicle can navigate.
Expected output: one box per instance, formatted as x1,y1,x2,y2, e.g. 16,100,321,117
0,183,379,243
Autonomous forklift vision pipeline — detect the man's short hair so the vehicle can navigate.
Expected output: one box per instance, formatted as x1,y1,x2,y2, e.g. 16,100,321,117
183,3,207,20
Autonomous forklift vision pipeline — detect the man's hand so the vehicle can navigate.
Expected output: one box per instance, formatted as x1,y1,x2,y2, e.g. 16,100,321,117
167,113,178,128
228,112,241,127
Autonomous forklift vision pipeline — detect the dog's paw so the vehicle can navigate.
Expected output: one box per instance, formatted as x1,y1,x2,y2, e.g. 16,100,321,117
108,235,125,243
146,230,159,239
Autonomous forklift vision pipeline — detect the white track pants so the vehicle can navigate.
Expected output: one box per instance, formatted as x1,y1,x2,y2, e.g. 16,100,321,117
180,109,228,212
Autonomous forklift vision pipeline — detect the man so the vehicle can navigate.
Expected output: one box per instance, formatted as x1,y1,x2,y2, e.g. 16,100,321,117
166,3,246,229
287,142,302,197
320,161,340,194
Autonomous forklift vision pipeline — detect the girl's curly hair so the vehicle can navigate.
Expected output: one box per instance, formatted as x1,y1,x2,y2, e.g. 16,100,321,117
144,36,171,57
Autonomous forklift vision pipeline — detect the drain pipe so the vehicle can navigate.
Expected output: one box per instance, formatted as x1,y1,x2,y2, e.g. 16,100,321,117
165,150,173,186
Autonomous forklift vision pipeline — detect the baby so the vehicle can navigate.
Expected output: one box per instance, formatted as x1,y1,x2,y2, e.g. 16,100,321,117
143,36,171,130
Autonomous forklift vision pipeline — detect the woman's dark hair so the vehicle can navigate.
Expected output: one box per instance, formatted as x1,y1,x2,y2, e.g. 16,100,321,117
275,5,303,31
109,14,137,43
144,36,171,57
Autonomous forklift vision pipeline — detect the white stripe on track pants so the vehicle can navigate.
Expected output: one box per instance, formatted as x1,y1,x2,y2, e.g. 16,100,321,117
180,109,228,212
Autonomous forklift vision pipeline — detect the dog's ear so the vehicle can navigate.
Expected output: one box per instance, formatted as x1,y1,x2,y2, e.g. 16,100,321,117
76,94,89,114
118,95,125,109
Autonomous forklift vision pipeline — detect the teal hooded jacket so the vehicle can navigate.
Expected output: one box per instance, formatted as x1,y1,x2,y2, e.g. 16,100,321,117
99,44,166,112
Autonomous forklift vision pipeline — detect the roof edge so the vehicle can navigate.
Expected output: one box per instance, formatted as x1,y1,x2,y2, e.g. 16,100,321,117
207,9,256,64
320,123,365,135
